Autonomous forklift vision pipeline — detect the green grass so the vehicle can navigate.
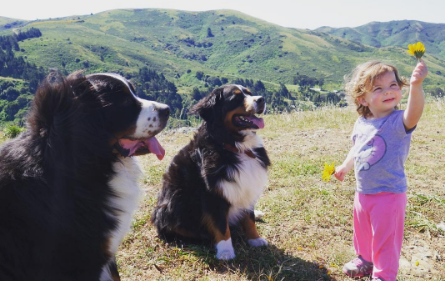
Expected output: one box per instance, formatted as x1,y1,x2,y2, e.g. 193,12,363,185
116,100,445,280
0,100,442,279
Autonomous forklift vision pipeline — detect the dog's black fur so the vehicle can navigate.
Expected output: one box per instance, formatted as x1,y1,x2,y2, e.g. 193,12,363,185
152,84,270,260
0,71,169,280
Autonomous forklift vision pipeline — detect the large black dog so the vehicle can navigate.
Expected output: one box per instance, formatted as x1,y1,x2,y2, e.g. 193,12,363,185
152,84,270,260
0,71,169,280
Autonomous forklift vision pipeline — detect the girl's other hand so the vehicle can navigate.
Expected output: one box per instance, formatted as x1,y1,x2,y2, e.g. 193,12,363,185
334,165,348,181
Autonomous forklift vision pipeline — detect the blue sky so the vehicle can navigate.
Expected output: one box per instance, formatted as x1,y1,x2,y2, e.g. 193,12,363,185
1,0,444,29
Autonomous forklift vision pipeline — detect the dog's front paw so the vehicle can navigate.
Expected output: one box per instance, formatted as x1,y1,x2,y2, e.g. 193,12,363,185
216,238,235,260
217,249,236,260
248,237,268,247
254,210,265,220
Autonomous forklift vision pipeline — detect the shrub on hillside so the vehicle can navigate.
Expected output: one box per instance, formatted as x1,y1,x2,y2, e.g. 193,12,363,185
3,125,25,138
430,87,444,98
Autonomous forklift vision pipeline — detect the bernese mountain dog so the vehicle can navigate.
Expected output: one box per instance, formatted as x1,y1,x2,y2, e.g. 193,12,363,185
0,71,169,280
151,84,270,260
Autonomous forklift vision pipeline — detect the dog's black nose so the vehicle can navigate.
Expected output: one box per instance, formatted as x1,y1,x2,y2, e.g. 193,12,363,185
159,106,170,117
256,97,265,105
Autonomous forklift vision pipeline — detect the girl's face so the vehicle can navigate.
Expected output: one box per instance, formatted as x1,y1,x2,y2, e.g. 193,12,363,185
358,71,402,119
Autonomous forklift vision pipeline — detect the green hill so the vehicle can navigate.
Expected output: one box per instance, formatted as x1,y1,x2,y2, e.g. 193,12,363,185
1,10,445,91
316,20,445,59
0,17,25,31
1,10,445,125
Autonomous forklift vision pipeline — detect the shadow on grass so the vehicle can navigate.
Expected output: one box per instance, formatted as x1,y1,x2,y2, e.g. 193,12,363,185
165,226,334,281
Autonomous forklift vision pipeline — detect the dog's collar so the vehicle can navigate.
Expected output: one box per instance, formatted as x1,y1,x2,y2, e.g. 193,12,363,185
223,143,256,159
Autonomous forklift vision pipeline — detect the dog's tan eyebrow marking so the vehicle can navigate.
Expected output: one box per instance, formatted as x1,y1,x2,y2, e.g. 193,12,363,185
244,88,251,94
234,89,242,94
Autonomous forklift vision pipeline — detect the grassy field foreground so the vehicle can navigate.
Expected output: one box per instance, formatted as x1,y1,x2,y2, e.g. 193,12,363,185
118,101,445,281
2,102,442,280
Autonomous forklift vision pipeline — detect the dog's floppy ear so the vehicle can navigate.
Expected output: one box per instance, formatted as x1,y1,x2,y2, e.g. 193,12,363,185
188,87,223,121
66,70,91,97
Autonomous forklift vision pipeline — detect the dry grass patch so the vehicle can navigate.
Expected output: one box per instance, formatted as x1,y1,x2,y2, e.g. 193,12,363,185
117,101,444,281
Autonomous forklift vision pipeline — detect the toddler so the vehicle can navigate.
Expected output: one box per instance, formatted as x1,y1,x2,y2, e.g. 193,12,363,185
334,60,428,281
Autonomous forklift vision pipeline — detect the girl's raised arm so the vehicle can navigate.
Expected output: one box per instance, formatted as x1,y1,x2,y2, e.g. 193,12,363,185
403,61,428,130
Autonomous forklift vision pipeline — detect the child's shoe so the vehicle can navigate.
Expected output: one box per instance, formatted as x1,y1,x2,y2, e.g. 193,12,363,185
342,256,373,277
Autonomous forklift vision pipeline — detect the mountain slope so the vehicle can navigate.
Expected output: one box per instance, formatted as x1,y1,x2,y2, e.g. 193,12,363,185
316,20,445,59
1,11,445,92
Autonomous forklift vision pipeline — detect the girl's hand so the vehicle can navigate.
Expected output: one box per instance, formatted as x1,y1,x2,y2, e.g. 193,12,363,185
410,60,428,86
334,165,348,181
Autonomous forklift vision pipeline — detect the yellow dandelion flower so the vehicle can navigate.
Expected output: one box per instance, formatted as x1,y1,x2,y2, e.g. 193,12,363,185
407,41,425,60
415,260,420,266
322,162,335,182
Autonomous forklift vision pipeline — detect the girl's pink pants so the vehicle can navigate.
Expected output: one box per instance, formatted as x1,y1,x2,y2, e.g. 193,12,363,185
353,191,407,281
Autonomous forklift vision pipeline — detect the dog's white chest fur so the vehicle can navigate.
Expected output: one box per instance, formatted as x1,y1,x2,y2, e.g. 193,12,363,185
218,133,268,224
100,157,141,280
108,157,141,254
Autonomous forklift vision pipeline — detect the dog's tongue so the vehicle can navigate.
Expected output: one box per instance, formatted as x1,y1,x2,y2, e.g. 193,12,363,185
144,137,165,160
119,137,165,160
246,116,265,129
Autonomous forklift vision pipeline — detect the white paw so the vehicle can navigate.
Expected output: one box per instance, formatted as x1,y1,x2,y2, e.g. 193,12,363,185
217,249,236,260
254,210,265,220
216,238,235,260
248,237,268,247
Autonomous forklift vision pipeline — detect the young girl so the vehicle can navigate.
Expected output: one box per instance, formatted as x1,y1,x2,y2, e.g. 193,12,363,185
334,60,428,281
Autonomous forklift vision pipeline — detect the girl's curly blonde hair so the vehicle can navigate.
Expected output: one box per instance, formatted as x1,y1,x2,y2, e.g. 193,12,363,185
344,61,408,118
